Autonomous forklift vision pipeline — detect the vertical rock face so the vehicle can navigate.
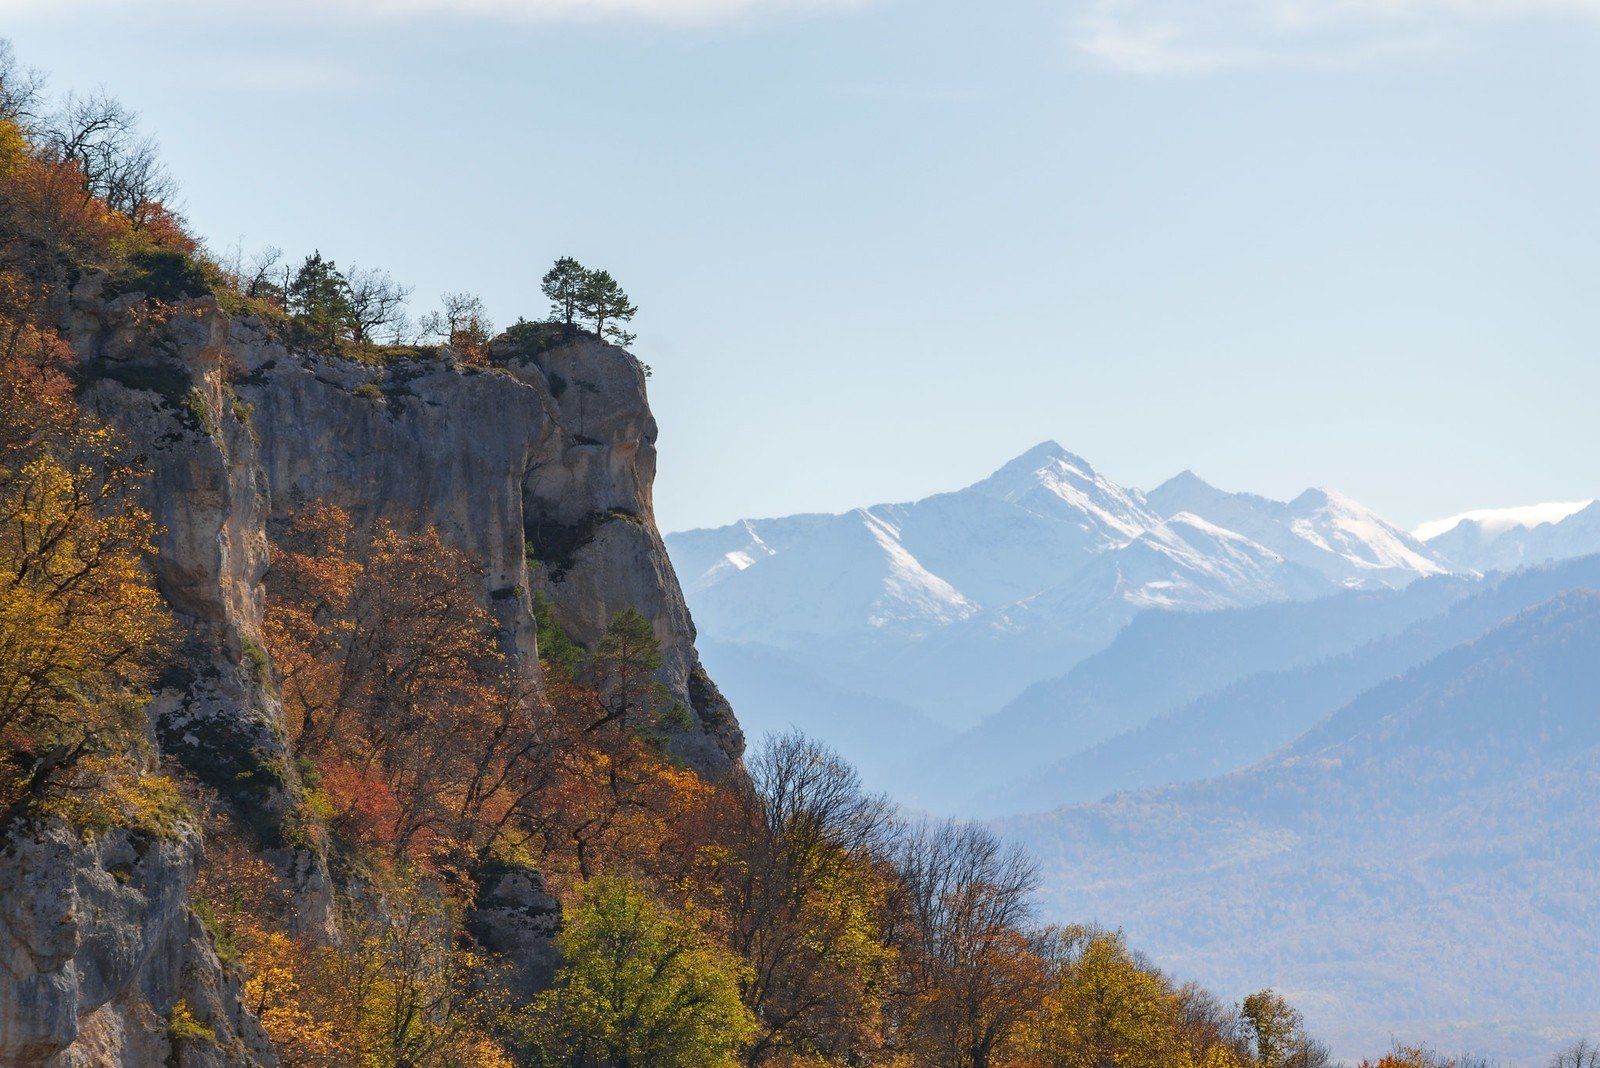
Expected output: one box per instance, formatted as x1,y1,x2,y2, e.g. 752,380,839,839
3,286,743,1065
230,320,741,771
496,331,743,769
0,826,276,1068
71,292,293,845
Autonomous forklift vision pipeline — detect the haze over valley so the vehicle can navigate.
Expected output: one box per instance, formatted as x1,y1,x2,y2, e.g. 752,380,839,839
669,445,1600,1061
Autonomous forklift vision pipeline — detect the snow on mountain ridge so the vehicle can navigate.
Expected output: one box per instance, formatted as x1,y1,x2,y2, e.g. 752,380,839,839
971,441,1154,544
1422,499,1600,575
1285,486,1444,578
1414,500,1596,541
664,443,1457,749
666,443,1447,664
1144,472,1442,587
670,445,1448,615
858,509,979,629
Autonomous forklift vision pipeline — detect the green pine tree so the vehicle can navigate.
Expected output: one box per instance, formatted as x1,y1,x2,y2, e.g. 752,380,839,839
578,268,638,347
286,250,354,350
541,256,587,333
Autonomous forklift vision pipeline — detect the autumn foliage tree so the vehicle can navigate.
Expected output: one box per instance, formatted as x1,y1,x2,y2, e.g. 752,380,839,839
894,820,1044,1068
683,732,898,1067
1020,927,1251,1068
0,204,170,836
524,874,754,1068
1240,990,1334,1068
261,505,708,885
194,812,513,1068
420,291,494,364
265,504,516,857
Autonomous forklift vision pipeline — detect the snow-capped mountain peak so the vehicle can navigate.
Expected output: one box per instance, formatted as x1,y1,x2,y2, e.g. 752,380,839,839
666,444,1453,660
971,440,1154,542
1285,486,1444,579
1141,474,1442,588
1144,469,1231,516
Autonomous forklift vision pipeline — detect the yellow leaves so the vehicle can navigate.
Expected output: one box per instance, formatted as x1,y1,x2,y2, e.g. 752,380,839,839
0,451,166,724
243,932,347,1067
1198,1045,1247,1068
198,823,516,1068
0,379,169,825
533,874,756,1068
1019,928,1213,1068
0,118,27,178
167,998,216,1045
51,768,191,841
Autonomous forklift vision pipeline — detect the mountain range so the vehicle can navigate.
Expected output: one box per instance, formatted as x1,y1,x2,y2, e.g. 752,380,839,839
668,442,1600,800
667,443,1600,1060
1423,498,1600,573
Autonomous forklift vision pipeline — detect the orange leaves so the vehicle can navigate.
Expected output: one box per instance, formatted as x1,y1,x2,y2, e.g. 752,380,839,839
125,199,196,256
196,813,514,1067
315,758,403,850
262,503,715,890
0,278,170,830
261,503,360,749
1,147,129,267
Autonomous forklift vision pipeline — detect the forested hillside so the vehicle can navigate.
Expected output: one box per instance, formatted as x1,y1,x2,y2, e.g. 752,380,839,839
1004,592,1600,1064
979,555,1600,813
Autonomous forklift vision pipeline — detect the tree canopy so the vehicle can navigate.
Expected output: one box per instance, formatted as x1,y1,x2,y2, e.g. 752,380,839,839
527,874,755,1068
539,257,638,348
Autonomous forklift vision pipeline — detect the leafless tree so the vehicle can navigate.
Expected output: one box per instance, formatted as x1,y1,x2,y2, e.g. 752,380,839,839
1173,982,1256,1065
720,731,897,1066
420,291,493,362
39,89,178,224
236,245,284,302
1553,1039,1600,1068
345,265,412,346
893,818,1041,1068
0,39,45,127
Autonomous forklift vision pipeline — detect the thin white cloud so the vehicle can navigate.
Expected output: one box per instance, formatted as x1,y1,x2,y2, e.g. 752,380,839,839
1414,499,1596,541
0,0,864,24
356,0,864,21
1071,0,1600,74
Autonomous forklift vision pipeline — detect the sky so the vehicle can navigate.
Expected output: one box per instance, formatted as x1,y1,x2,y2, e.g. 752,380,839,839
6,0,1598,533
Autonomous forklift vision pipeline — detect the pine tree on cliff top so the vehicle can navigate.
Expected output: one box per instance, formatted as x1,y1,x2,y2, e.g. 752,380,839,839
541,256,586,332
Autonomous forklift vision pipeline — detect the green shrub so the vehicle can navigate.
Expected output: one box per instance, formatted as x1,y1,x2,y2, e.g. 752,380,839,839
531,591,586,678
241,636,274,694
167,999,216,1045
192,897,242,967
657,702,693,732
181,387,217,435
110,249,211,302
282,784,333,852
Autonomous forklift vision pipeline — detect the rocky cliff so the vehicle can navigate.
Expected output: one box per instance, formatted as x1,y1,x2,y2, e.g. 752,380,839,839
0,278,740,1066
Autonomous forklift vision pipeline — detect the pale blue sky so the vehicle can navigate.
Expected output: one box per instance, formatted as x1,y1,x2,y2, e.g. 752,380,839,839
8,0,1598,532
